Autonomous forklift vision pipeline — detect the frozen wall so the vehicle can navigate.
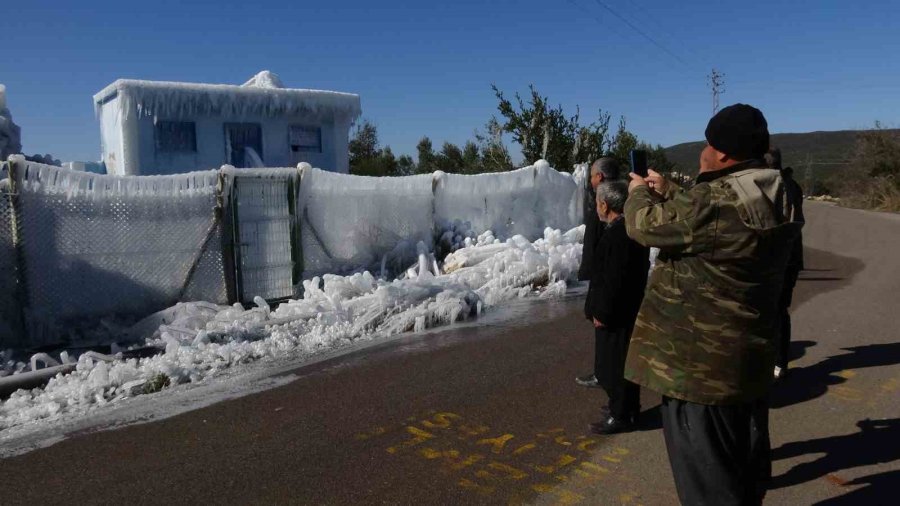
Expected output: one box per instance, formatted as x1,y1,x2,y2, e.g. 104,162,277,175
299,160,583,277
99,95,124,175
434,160,583,241
0,159,582,347
12,162,226,342
298,168,435,277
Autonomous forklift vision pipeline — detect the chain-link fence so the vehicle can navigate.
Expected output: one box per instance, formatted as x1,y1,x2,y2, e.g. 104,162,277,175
0,158,583,350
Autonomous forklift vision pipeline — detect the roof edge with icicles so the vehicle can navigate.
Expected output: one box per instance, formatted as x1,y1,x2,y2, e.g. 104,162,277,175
93,72,361,121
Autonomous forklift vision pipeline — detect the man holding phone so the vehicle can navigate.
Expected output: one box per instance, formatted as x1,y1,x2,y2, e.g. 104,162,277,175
622,104,802,505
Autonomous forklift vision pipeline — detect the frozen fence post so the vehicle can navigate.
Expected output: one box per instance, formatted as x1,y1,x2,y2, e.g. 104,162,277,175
2,155,29,347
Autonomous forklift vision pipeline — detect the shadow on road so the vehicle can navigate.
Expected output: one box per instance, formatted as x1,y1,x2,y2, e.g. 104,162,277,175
791,247,865,309
771,343,900,409
770,418,900,503
813,469,900,505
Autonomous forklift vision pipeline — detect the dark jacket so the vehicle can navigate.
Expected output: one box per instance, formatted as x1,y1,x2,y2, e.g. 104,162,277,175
578,188,604,281
782,169,805,271
584,216,650,329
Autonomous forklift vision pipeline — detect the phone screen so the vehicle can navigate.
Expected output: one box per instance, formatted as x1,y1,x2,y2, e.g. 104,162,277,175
630,150,648,177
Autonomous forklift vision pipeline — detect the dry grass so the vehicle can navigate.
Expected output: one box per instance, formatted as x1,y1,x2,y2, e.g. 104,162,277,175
837,176,900,212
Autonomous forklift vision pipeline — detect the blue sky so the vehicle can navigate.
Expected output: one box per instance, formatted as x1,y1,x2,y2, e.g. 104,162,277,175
4,0,900,164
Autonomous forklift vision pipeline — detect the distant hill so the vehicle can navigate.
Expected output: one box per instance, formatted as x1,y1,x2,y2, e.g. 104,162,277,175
664,129,898,191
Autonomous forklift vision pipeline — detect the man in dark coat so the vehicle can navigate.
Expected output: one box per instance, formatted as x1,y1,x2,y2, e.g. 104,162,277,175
585,181,650,434
766,148,805,378
577,157,623,388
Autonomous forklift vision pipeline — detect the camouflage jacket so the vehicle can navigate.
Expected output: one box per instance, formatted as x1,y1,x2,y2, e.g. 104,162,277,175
623,160,803,405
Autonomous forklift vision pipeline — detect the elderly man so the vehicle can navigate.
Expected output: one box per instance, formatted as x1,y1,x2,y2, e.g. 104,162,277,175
577,157,623,388
624,104,802,505
765,148,805,379
584,181,649,434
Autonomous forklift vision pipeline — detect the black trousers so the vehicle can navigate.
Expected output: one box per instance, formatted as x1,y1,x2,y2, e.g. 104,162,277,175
777,266,800,370
661,396,771,506
595,326,640,418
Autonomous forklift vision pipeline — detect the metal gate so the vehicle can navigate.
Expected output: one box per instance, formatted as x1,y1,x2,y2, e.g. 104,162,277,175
229,172,300,304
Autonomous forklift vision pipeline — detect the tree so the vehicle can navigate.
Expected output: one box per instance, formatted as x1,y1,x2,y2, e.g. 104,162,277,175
397,155,415,176
436,142,464,173
415,137,436,174
349,120,379,164
609,116,639,168
476,117,513,173
832,122,900,211
348,120,401,177
492,84,615,171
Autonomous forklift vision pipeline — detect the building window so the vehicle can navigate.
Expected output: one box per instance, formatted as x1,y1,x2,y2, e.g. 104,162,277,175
290,125,322,153
155,121,197,153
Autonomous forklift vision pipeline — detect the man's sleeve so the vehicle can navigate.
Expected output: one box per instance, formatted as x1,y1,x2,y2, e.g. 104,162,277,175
624,183,714,254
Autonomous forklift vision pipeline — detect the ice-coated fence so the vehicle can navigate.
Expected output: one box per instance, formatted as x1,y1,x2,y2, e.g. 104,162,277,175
298,168,435,277
223,167,300,302
0,158,583,349
10,161,226,345
434,160,583,241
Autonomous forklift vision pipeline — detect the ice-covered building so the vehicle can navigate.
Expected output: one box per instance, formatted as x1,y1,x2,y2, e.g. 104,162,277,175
93,71,361,175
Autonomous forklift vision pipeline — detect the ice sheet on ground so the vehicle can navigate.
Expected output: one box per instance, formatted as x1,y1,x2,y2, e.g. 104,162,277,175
0,225,584,430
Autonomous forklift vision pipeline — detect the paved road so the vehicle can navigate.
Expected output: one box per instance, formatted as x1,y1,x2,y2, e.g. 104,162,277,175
1,202,899,505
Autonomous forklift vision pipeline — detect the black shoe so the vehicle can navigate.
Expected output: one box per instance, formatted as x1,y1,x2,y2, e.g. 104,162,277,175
589,416,635,435
576,374,602,388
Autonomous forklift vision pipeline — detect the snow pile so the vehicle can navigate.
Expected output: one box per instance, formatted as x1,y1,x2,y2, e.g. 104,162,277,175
0,226,584,430
0,84,23,160
241,70,285,89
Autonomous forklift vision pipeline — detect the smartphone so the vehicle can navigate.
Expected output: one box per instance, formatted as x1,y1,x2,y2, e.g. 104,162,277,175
630,149,648,178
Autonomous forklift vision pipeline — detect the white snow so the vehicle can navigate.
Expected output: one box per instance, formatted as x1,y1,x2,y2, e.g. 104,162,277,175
241,70,285,89
0,225,584,431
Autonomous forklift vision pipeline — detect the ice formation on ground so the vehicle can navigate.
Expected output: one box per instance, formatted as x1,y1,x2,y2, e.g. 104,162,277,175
0,225,584,430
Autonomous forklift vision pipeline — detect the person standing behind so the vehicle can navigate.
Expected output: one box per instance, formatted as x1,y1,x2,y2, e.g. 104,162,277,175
585,181,649,434
765,147,805,378
577,158,623,388
624,104,802,505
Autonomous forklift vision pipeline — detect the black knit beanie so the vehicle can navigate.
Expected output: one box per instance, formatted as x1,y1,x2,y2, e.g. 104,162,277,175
704,104,770,160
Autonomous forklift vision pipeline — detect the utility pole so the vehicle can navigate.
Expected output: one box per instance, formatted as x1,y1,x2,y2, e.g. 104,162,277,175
707,68,725,115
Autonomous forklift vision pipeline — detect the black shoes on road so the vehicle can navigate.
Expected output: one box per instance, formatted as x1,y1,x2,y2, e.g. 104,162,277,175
589,416,632,435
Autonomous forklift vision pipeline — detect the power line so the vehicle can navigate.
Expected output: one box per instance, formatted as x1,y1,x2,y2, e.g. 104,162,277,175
590,0,693,68
564,0,638,46
620,0,710,66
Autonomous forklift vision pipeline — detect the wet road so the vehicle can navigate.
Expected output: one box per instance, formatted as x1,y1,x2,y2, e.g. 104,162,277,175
1,202,899,505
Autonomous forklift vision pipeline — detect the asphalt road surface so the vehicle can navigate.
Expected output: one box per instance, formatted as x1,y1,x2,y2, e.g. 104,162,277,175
1,202,898,505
